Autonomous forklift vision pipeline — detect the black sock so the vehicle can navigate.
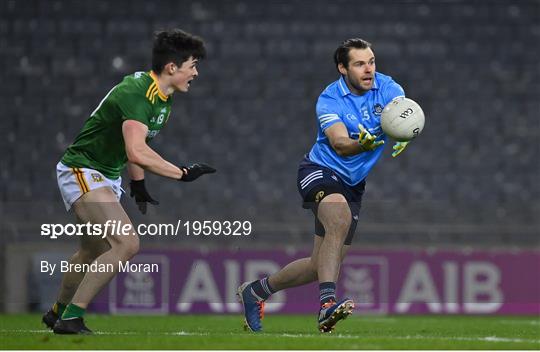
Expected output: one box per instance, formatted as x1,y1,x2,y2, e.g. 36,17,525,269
250,277,276,301
319,282,336,305
52,301,67,317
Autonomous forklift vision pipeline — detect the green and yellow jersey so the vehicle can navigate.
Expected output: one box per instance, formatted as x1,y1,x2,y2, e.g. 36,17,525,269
61,71,173,179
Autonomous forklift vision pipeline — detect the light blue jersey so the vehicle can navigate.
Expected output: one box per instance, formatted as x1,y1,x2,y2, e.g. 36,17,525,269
308,72,405,186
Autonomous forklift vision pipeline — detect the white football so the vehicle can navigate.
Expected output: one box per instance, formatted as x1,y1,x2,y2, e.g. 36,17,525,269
381,97,425,142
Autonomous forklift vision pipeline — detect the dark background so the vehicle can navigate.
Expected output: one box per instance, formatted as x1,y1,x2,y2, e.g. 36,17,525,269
1,0,539,247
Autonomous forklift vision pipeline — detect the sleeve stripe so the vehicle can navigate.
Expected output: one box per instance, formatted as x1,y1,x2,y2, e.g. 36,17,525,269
320,117,340,125
319,115,339,122
318,113,339,120
321,122,339,129
320,115,339,121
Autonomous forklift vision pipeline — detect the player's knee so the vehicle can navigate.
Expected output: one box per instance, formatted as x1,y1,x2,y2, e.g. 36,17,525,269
76,249,97,264
335,216,352,233
78,244,109,263
118,237,140,261
309,256,318,271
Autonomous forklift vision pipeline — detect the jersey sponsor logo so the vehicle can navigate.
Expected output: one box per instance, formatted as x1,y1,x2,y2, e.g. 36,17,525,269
134,71,144,79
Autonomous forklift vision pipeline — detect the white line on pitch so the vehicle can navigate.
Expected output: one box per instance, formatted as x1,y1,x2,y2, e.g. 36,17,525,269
1,329,538,344
278,333,539,344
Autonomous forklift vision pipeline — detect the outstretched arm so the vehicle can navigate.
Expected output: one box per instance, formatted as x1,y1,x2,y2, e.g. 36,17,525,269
325,122,384,157
122,119,184,180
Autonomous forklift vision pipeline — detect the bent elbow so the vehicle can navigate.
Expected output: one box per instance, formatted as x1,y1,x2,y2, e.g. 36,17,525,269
332,144,347,157
335,149,346,157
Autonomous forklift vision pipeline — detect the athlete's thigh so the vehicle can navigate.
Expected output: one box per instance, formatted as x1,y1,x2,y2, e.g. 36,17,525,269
317,193,351,232
72,187,136,246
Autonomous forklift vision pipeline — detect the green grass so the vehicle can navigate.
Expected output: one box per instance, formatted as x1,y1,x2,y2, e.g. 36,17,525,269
1,314,539,349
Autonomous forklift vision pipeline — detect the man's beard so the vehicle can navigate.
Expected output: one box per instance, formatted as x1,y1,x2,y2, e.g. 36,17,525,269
348,76,369,93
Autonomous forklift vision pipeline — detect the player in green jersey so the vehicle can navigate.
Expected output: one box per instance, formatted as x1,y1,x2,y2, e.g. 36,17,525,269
42,29,216,334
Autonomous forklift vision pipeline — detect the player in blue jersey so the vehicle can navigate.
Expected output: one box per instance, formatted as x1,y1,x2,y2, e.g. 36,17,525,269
238,38,411,332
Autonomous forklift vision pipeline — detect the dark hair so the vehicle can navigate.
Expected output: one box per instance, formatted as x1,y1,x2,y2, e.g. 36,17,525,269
333,38,372,70
152,29,206,74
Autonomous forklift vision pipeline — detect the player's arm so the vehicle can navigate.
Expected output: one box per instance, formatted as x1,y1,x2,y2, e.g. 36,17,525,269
325,122,384,156
123,119,184,179
127,161,159,214
123,119,216,182
127,162,145,181
316,94,383,156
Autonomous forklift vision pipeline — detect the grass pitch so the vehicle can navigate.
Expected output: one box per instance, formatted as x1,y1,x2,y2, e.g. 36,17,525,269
1,314,539,349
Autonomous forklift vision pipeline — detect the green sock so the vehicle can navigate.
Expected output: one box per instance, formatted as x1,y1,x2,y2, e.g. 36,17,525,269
61,303,86,319
52,302,67,317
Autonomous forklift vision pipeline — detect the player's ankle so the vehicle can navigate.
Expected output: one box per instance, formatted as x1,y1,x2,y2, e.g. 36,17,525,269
319,282,336,306
250,277,275,301
52,301,67,316
61,303,86,320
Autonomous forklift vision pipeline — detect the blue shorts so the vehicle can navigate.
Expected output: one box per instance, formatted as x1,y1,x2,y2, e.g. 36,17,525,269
297,156,366,245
